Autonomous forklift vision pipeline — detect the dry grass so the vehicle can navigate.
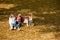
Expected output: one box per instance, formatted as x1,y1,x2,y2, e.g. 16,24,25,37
0,8,60,40
0,4,16,9
0,1,60,40
0,21,60,40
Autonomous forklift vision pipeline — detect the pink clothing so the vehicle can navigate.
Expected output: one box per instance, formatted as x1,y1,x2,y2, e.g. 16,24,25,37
17,17,21,22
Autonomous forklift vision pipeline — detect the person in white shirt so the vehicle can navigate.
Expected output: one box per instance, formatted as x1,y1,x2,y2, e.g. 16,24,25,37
24,15,29,27
9,14,16,30
29,14,33,26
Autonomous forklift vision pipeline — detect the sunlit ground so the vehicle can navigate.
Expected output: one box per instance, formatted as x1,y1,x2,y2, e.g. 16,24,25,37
0,4,16,9
0,21,60,40
0,2,60,40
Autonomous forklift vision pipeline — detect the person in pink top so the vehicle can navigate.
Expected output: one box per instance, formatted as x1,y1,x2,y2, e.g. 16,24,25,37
16,14,22,30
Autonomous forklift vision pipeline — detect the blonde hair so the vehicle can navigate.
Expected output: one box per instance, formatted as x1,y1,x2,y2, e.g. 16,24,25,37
18,14,21,17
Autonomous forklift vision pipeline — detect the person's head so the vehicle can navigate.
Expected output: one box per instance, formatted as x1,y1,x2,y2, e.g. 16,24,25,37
18,14,21,17
10,14,14,18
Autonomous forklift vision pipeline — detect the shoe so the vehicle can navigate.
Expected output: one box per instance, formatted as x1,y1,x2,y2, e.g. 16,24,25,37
10,28,13,30
14,27,16,29
17,28,21,31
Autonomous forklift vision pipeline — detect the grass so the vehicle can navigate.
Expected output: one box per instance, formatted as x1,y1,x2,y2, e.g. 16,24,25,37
0,0,60,40
0,10,60,40
0,8,60,40
0,21,60,40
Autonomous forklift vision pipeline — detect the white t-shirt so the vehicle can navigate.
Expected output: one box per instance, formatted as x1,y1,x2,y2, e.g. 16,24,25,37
9,17,16,24
29,16,32,21
24,19,28,23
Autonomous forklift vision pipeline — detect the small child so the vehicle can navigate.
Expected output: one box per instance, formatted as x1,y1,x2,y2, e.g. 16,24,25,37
29,14,33,26
9,14,16,30
24,15,29,27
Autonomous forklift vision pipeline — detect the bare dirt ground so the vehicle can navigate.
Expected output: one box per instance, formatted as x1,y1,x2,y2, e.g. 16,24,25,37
0,21,60,40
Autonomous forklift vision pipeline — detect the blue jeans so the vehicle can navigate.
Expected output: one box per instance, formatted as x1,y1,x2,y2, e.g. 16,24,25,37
29,20,33,25
12,23,16,27
9,22,16,29
16,21,21,29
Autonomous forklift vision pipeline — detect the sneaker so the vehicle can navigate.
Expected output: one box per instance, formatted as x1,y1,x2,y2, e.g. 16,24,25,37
14,27,16,29
17,28,21,31
10,28,13,30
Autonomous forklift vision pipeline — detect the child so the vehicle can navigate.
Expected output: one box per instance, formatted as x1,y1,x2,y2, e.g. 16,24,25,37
29,14,33,26
24,15,29,27
16,14,22,30
9,14,16,30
